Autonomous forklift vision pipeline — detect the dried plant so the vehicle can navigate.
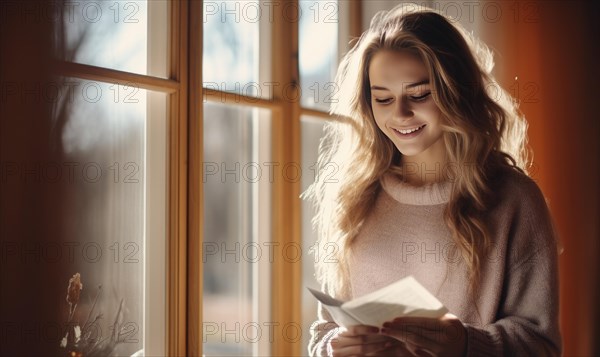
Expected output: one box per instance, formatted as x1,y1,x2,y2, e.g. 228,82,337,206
60,273,129,356
66,273,82,319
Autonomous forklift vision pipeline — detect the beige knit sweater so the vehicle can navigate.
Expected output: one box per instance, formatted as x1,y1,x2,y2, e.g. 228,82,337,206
308,167,562,356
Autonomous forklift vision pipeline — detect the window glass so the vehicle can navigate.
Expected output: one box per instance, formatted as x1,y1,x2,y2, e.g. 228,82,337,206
299,0,339,111
55,0,169,77
203,1,264,97
203,102,271,356
53,78,168,356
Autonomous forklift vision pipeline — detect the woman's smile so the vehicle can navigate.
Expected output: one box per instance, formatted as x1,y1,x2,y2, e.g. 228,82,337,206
392,123,427,138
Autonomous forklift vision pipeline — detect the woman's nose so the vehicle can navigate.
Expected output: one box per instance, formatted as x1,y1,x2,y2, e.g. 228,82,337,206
393,98,413,121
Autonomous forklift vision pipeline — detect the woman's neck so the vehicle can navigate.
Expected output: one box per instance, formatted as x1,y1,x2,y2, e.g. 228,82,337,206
399,143,448,186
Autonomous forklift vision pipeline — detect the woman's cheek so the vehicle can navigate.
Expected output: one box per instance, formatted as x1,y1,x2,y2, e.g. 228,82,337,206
372,114,387,134
372,108,388,126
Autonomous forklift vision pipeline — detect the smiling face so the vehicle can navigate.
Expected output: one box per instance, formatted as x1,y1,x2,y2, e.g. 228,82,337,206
368,50,446,166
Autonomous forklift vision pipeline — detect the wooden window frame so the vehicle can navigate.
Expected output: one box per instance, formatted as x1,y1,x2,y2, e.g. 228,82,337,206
186,1,362,355
54,1,190,355
55,1,361,355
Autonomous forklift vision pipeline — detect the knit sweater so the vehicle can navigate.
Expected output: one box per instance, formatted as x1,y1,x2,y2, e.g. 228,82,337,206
308,167,562,356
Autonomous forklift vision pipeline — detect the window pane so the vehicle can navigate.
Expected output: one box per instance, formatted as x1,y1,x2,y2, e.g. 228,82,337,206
300,116,328,353
299,0,339,111
53,79,168,356
203,1,270,98
55,0,169,77
203,102,271,356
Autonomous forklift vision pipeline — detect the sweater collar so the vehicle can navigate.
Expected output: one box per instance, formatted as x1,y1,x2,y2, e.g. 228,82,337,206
380,171,453,205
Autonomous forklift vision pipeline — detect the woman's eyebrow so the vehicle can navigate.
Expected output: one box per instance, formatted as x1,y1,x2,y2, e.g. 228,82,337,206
370,79,430,91
406,79,430,89
370,85,389,91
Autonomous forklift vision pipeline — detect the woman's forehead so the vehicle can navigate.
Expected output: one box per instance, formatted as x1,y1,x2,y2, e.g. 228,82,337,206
369,50,429,86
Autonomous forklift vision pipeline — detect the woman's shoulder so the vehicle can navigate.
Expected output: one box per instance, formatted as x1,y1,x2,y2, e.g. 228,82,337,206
488,165,560,269
490,165,549,210
488,166,558,246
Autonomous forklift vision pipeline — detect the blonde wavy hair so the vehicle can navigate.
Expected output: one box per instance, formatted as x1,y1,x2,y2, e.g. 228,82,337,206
303,4,532,298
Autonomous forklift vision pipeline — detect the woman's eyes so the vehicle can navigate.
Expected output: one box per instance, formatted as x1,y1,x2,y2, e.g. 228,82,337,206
374,98,393,104
410,92,431,101
374,92,431,104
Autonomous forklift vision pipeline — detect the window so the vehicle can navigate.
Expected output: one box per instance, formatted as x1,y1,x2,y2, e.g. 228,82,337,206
200,0,359,355
54,1,170,355
201,2,272,355
202,103,272,356
52,0,361,355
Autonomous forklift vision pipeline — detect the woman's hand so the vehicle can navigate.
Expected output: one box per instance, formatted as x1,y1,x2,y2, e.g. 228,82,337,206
327,324,403,356
379,313,467,357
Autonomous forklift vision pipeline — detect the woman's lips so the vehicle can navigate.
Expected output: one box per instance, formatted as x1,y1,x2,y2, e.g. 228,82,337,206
392,124,426,138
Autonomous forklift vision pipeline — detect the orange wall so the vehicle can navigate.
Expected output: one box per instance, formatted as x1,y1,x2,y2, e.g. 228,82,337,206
481,1,599,355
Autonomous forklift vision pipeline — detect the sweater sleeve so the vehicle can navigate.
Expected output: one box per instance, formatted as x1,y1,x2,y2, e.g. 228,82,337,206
307,298,340,356
463,178,562,356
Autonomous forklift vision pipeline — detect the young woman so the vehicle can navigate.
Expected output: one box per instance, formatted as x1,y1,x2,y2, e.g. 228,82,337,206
305,4,562,356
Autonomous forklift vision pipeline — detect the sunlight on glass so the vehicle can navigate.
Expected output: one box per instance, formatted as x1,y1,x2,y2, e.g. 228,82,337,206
52,78,168,356
60,81,146,154
299,0,338,111
203,1,260,96
203,102,271,356
56,0,169,77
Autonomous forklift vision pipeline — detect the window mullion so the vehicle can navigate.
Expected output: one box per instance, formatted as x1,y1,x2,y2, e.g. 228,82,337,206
204,90,280,110
187,0,204,355
54,61,179,93
271,0,303,356
167,0,190,356
349,0,363,38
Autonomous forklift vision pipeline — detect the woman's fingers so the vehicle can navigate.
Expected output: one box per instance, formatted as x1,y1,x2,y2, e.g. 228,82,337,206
332,333,391,346
385,316,441,331
328,325,395,356
340,325,380,336
334,324,389,345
